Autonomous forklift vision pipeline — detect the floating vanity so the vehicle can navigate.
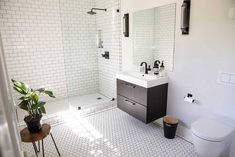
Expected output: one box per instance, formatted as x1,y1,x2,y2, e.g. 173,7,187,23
116,72,168,123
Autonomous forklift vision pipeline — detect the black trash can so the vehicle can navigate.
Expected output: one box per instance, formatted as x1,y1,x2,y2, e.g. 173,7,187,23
163,116,178,139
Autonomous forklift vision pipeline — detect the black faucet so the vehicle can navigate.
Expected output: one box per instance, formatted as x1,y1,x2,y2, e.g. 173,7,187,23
140,62,149,74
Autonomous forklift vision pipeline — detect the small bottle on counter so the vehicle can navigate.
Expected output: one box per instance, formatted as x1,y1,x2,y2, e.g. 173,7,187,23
159,61,166,77
153,60,160,75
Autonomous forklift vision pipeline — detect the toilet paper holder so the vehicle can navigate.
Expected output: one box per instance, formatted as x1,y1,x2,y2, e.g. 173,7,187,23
184,93,195,103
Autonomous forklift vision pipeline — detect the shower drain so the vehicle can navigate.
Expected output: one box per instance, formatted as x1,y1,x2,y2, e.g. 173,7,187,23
96,97,102,100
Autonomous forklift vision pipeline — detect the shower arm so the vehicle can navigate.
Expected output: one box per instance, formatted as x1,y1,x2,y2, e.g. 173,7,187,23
91,8,107,12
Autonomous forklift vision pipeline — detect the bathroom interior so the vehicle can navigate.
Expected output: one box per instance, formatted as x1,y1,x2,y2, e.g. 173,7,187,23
0,0,235,157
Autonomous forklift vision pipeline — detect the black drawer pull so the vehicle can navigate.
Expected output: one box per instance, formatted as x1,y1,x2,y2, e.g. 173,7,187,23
125,99,135,105
125,83,136,88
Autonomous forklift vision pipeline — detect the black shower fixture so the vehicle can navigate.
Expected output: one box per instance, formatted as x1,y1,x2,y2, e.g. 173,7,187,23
87,8,107,15
181,0,191,35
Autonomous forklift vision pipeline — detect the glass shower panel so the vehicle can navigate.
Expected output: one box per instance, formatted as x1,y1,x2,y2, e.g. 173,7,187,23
59,0,99,98
59,0,121,110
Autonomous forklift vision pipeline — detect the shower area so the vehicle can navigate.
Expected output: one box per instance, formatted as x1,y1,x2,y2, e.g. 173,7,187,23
0,0,121,122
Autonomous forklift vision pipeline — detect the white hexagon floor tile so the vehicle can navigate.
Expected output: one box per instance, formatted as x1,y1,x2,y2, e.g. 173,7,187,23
21,108,197,157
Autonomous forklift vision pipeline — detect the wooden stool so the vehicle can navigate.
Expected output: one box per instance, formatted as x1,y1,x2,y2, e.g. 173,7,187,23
20,124,61,157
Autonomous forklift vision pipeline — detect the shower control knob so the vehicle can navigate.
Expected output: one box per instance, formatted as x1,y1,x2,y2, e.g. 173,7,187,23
101,51,110,59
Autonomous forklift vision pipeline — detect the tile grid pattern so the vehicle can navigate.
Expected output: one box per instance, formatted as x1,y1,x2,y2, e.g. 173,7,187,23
95,0,122,99
21,107,197,157
0,0,122,100
0,0,68,100
59,0,99,97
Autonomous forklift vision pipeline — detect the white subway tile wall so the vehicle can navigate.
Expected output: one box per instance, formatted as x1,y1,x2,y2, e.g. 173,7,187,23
60,0,99,97
0,0,68,100
0,0,121,100
95,0,122,98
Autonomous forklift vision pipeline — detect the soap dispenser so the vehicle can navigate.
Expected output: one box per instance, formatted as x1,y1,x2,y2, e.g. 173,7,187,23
159,61,166,77
153,60,160,75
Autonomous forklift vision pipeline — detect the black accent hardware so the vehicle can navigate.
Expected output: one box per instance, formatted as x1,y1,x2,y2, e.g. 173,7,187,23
101,51,109,59
154,60,161,68
181,0,191,35
125,99,136,106
87,8,107,15
125,83,136,88
140,62,148,74
147,65,151,72
123,13,129,37
187,93,193,97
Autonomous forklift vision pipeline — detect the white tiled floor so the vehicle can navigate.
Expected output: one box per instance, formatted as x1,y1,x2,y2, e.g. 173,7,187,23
21,106,197,157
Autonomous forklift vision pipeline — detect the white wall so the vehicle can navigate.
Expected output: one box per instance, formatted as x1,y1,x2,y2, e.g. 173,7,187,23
121,0,235,144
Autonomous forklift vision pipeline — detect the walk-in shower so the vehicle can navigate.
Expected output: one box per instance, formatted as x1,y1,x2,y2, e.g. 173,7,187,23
87,8,107,15
0,0,121,123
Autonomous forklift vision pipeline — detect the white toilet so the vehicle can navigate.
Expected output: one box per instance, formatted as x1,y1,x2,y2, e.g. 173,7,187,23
191,118,234,157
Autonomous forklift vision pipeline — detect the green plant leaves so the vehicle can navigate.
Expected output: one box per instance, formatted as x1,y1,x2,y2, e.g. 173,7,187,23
31,92,38,104
11,79,55,117
36,88,56,98
11,79,29,95
40,106,46,114
18,100,28,111
13,86,25,94
44,90,56,98
38,101,46,114
36,88,45,93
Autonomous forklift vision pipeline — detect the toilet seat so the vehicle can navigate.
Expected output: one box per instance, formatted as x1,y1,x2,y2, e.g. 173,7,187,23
191,118,234,142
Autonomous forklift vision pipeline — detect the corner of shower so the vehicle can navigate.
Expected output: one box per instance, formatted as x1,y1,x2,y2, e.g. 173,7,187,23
58,0,120,116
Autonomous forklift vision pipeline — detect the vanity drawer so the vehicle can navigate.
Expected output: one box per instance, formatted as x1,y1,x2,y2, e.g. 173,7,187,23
117,95,147,123
117,79,147,106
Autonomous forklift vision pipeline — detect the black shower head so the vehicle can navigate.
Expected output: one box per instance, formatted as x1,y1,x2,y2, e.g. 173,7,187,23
87,8,107,15
87,10,97,15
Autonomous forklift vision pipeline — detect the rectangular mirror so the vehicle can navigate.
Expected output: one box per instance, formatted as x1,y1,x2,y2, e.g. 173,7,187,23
133,4,176,71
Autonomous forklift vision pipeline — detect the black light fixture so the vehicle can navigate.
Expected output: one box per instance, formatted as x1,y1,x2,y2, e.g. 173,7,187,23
181,0,191,35
123,13,129,37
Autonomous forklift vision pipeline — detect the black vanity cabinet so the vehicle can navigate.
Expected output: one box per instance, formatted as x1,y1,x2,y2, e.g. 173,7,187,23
117,79,168,123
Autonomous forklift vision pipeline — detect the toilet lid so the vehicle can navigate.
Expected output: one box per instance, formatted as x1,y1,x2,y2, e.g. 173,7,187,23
191,118,234,142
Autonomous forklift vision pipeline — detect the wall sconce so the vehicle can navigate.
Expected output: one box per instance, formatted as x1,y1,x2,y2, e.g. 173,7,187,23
181,0,191,35
123,13,129,37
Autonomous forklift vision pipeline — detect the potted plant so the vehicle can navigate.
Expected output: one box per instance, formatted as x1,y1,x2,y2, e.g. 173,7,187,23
11,79,55,133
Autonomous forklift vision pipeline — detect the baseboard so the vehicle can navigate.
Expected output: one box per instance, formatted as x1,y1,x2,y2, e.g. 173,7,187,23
153,118,193,143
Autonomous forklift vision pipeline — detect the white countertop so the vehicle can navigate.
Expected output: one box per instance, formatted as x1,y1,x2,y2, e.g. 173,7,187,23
116,71,168,88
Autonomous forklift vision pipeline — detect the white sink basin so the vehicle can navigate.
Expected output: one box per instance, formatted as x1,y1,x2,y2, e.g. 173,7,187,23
116,71,168,88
